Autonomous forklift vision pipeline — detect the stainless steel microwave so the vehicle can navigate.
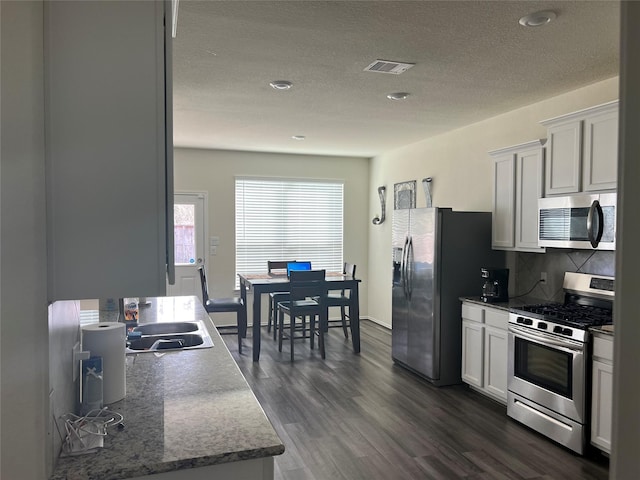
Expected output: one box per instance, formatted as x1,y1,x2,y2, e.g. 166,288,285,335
538,193,616,250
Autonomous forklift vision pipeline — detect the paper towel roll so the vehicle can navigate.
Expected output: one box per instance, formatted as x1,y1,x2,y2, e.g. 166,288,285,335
81,322,126,404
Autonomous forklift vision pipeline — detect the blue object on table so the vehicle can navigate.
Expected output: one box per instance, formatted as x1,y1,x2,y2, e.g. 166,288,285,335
286,261,312,277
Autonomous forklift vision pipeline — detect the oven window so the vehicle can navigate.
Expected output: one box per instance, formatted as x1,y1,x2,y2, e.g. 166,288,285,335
514,338,573,398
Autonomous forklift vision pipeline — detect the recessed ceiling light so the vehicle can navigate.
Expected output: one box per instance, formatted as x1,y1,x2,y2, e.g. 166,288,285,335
387,92,410,101
270,80,293,90
292,135,306,141
519,10,556,27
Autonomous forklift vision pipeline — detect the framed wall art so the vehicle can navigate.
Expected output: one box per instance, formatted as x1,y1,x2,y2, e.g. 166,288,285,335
394,180,416,210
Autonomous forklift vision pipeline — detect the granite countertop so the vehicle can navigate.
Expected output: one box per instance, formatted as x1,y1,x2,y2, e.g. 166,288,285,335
462,296,615,336
460,295,548,312
590,325,615,336
51,296,284,480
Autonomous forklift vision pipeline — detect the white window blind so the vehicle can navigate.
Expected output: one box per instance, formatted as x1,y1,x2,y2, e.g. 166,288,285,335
235,178,344,283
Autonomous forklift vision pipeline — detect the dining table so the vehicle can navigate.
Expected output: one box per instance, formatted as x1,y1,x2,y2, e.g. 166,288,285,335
238,272,361,361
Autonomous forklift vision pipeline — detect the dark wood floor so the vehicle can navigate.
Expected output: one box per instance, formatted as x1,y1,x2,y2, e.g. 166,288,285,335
222,321,609,480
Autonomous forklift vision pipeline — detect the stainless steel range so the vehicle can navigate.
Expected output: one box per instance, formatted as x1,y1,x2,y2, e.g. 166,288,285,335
507,272,614,454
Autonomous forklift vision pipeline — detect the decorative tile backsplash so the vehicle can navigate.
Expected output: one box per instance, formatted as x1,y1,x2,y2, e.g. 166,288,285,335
513,250,615,302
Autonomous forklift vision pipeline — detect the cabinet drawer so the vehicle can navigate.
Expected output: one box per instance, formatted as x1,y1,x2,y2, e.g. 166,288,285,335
485,307,508,329
593,335,614,362
462,303,484,323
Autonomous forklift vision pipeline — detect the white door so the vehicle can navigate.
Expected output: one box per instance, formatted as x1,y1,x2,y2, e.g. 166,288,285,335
167,193,206,298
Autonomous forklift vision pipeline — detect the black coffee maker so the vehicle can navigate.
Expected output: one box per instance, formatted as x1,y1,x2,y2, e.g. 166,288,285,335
481,268,509,303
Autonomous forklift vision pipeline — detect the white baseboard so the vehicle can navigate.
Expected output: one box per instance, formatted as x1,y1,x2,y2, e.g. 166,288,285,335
364,316,391,329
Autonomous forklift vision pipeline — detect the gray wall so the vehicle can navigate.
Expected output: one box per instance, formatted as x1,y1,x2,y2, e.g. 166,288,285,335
513,250,614,302
1,2,50,478
612,2,640,476
1,3,81,478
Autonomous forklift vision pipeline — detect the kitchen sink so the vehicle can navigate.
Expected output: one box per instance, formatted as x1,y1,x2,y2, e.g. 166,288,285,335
126,321,214,353
133,322,200,335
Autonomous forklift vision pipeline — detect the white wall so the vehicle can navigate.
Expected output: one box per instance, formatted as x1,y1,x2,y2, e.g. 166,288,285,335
367,77,619,327
48,301,81,475
174,148,370,322
0,2,50,478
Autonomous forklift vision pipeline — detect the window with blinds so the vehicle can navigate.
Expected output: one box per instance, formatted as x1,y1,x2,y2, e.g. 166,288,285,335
235,178,344,285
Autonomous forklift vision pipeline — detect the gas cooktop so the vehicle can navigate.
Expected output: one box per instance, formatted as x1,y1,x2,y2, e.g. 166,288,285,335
510,272,614,330
514,302,612,328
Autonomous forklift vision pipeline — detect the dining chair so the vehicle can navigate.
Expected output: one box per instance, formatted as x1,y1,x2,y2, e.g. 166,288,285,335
197,266,247,354
277,269,328,361
267,260,296,339
325,262,357,339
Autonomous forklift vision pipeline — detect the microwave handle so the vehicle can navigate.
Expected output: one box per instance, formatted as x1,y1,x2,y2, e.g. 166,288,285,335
587,199,604,248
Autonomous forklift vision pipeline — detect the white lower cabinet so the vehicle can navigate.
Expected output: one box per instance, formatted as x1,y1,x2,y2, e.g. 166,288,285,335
591,333,614,454
462,318,484,387
461,301,508,404
484,325,508,400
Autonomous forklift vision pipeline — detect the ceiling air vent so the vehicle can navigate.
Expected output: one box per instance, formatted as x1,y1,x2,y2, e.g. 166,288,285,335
364,59,415,75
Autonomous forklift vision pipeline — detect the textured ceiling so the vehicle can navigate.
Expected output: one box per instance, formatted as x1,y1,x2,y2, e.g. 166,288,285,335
172,1,620,158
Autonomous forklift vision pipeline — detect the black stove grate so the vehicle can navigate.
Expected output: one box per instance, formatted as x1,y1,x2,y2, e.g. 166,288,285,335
516,302,613,328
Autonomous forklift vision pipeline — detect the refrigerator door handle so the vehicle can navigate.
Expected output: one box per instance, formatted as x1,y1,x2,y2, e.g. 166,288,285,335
407,237,414,300
401,236,409,299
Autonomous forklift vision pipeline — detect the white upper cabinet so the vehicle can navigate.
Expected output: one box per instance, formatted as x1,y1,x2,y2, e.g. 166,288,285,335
544,121,582,194
491,153,516,249
490,140,545,253
45,1,174,301
583,107,619,192
541,101,618,196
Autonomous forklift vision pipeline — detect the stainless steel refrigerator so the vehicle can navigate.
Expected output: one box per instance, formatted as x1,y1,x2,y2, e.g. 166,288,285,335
392,208,504,386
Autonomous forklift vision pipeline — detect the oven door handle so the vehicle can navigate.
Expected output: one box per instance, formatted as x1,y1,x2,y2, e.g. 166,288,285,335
509,325,584,352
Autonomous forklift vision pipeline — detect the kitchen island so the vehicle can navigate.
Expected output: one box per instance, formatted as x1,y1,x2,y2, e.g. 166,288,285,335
51,296,284,480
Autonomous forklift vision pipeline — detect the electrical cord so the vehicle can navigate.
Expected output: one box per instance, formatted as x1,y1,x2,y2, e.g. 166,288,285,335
59,407,124,455
509,279,542,299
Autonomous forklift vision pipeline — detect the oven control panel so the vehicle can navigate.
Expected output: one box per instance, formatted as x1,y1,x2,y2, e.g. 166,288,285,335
509,314,588,343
